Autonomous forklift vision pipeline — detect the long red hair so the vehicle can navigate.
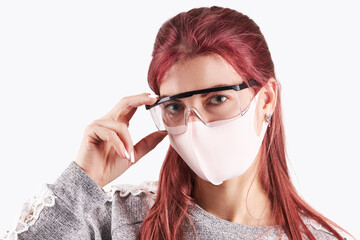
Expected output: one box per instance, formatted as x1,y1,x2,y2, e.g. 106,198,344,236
138,6,346,239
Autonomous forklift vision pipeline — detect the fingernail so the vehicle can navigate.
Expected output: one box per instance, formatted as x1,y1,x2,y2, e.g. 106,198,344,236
130,151,135,163
148,94,159,99
124,150,130,160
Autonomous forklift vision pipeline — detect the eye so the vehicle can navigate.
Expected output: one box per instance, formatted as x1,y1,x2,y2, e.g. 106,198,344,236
208,95,228,105
163,102,184,114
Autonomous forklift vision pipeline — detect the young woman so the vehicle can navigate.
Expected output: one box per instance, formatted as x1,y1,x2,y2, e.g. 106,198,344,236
2,6,354,240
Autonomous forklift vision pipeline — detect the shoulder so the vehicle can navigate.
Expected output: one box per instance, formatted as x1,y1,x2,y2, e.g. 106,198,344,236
302,216,355,240
104,181,158,202
104,180,158,200
0,184,57,240
104,180,158,225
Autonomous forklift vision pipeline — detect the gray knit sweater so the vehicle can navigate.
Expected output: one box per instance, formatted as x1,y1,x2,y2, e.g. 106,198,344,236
1,161,352,239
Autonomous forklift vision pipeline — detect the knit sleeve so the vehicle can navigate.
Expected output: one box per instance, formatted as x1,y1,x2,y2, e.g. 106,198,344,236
0,161,112,240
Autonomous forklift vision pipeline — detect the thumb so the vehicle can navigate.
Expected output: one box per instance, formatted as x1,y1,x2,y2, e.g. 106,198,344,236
132,130,168,163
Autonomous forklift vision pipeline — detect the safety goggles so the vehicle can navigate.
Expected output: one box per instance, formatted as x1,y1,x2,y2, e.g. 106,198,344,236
145,79,259,134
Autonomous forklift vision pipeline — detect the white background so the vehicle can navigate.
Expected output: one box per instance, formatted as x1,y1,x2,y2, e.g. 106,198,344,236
0,0,359,238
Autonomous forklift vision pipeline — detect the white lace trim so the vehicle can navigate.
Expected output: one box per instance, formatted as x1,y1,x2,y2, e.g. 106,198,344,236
104,180,158,202
1,184,56,240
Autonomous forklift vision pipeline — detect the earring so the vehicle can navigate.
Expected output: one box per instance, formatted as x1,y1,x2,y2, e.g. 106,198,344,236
265,113,272,126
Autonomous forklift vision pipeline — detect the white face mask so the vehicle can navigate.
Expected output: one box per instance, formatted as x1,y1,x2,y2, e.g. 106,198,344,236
168,90,269,185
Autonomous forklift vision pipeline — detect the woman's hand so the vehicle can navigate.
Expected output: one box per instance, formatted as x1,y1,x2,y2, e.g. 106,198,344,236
74,93,167,188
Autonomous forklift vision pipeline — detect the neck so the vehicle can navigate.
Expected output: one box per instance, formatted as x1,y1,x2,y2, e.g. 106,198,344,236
192,158,274,226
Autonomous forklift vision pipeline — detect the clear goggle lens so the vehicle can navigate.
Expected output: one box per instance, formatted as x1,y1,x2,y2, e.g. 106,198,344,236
149,88,252,135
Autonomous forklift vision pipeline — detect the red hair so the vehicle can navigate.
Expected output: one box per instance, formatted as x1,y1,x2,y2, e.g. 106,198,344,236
138,6,347,239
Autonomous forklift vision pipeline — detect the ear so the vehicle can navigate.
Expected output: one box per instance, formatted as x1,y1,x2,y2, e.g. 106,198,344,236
262,77,278,115
255,77,278,136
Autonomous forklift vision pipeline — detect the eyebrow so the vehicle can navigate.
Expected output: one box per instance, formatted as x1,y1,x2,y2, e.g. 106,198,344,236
160,83,230,98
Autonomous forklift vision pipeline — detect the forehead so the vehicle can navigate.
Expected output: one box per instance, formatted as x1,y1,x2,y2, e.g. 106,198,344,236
159,54,243,97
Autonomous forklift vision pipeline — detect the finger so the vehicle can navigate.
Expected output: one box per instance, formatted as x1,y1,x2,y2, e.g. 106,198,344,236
92,119,134,160
105,93,159,123
86,124,129,160
133,130,168,163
